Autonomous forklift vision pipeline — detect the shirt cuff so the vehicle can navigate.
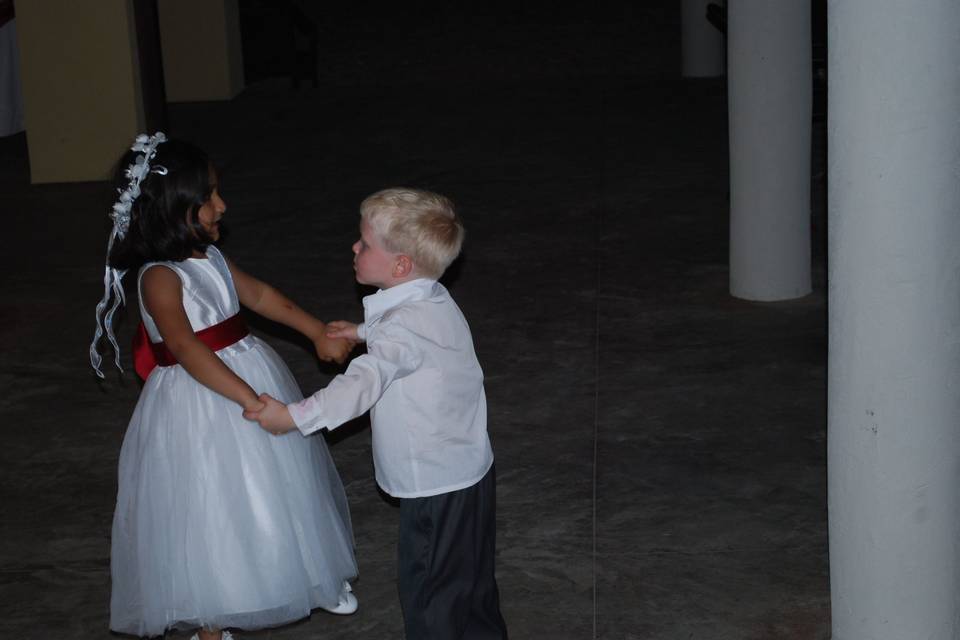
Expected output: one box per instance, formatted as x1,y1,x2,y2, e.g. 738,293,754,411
356,322,367,341
287,395,328,436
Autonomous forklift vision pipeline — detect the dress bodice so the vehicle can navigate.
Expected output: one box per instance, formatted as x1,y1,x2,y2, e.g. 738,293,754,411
137,246,239,343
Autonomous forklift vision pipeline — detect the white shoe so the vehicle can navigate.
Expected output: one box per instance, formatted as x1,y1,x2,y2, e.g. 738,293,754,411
323,583,358,615
189,632,233,640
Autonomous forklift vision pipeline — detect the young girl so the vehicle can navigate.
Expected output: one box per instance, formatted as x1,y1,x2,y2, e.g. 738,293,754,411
91,133,358,640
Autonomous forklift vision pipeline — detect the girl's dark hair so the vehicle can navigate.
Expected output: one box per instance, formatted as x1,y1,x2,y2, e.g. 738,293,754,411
108,138,217,271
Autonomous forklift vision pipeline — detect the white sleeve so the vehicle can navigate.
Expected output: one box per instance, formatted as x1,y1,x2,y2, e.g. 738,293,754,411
288,323,421,435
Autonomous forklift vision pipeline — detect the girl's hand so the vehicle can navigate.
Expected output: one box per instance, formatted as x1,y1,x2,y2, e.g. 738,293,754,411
325,320,360,342
314,332,353,364
243,398,265,413
243,393,296,434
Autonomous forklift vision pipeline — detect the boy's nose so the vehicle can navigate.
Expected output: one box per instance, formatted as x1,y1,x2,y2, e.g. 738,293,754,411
351,242,360,254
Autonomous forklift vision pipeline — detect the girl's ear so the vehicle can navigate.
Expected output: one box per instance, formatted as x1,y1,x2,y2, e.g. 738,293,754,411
394,254,414,278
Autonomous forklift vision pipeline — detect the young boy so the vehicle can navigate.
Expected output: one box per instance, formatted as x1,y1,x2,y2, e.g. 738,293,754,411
246,188,509,640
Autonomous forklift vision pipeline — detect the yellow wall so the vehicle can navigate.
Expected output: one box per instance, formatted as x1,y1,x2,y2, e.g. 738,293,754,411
16,0,144,183
159,0,244,102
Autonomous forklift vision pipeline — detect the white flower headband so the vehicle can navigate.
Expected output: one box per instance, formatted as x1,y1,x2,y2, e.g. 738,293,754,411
89,132,168,378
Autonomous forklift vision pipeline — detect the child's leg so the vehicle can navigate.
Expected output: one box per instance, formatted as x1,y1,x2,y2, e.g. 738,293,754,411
397,465,508,640
465,465,509,639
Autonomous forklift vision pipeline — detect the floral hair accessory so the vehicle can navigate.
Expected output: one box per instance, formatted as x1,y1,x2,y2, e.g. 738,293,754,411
90,131,168,378
109,132,168,239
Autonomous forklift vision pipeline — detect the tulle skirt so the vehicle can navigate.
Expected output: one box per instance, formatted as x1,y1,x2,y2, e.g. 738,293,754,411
110,337,357,637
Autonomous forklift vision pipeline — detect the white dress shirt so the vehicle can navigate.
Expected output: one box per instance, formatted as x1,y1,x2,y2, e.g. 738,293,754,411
288,278,494,498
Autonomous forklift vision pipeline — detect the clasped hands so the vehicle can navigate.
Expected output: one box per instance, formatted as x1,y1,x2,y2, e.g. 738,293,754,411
314,320,361,364
243,393,295,434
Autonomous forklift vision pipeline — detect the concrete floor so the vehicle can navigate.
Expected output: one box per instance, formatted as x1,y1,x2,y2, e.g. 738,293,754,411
0,6,830,639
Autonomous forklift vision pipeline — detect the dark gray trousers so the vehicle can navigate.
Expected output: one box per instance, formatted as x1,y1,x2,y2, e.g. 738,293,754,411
397,465,508,640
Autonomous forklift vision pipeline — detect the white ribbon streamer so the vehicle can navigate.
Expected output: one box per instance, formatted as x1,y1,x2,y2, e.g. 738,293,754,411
89,132,166,377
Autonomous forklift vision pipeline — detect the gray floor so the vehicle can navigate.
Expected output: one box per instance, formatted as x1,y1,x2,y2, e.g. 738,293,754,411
0,7,830,639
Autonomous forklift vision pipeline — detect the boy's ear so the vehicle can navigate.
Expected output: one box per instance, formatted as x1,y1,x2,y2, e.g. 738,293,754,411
393,254,414,278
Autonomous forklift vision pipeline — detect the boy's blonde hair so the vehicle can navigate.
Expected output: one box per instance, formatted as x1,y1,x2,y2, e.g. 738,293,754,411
360,188,464,279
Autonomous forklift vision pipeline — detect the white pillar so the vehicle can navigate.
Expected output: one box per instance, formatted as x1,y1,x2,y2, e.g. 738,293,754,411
827,2,960,639
681,0,724,77
727,1,811,301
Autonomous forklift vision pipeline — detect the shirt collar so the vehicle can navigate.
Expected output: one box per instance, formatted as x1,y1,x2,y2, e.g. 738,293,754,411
363,278,441,324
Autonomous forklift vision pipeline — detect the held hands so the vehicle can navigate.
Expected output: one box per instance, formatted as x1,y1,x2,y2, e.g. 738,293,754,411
243,398,266,414
313,329,353,364
313,320,361,364
243,393,297,434
326,320,360,343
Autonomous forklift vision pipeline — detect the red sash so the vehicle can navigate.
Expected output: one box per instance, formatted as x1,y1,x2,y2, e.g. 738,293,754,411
133,313,250,380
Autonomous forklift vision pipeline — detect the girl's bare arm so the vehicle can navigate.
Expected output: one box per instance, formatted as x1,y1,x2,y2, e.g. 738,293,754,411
226,258,352,363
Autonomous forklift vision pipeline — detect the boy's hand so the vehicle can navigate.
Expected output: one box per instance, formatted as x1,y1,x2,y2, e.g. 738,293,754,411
326,320,361,343
243,393,297,434
314,332,353,364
